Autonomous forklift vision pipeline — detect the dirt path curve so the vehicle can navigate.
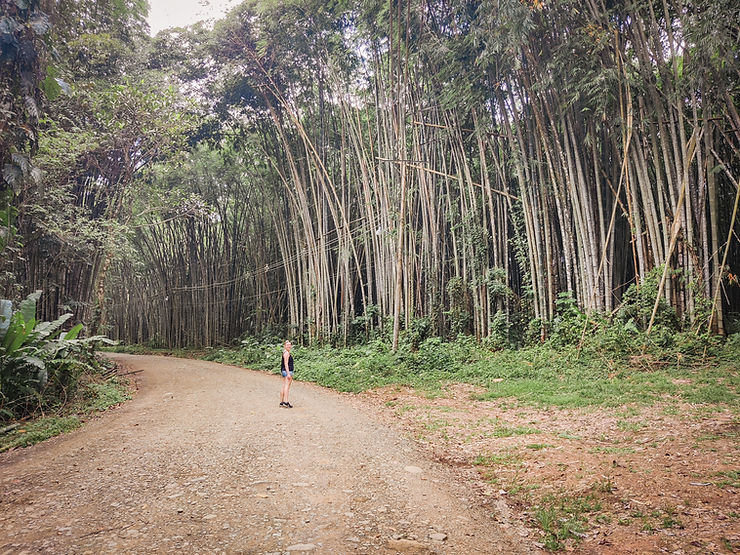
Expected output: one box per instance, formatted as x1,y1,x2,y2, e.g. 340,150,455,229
1,354,533,554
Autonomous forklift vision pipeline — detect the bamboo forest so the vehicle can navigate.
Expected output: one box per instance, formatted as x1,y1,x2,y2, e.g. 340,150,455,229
2,0,738,349
2,1,740,552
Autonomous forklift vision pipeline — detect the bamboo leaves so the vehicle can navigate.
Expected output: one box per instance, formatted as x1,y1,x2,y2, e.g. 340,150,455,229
100,0,739,347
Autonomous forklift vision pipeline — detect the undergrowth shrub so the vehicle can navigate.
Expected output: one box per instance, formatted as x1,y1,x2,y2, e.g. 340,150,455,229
615,267,680,331
549,291,588,347
0,291,114,421
203,337,279,370
180,288,740,408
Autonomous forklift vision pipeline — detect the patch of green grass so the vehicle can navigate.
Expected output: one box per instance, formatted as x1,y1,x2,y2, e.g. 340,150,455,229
157,330,740,409
103,344,200,359
526,443,553,450
509,483,540,495
473,450,524,485
640,519,656,532
0,416,81,452
691,405,728,419
683,382,738,404
493,425,541,437
696,433,721,441
622,506,684,533
534,493,602,551
473,450,522,467
589,446,636,454
617,420,647,432
594,477,615,493
660,506,683,529
616,407,641,418
0,372,132,452
714,470,740,488
422,418,449,432
84,379,131,412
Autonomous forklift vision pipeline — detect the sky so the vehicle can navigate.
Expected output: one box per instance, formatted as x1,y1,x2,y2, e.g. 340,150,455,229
147,0,241,35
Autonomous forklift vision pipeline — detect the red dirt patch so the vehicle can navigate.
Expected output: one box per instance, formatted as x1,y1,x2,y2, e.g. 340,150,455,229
360,385,740,553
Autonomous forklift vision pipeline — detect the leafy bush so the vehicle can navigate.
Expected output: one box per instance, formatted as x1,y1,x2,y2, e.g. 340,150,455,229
201,327,739,409
549,291,588,347
203,337,280,371
84,379,131,412
615,267,679,331
402,336,457,374
0,291,113,420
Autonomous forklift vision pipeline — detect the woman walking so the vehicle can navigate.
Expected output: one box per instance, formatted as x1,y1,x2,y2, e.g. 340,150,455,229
279,340,294,408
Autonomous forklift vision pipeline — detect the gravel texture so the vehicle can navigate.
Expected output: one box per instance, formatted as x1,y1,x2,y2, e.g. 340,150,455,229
0,354,533,554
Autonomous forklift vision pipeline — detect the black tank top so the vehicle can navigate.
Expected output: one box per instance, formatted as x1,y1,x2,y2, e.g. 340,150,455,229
281,352,294,372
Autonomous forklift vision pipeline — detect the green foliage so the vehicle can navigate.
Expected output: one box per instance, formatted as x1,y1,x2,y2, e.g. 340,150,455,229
401,336,457,374
0,0,51,191
202,330,740,409
549,292,588,347
492,425,541,437
445,277,471,336
203,337,281,371
534,493,602,551
350,303,382,344
714,470,740,489
474,451,523,467
616,268,680,332
0,194,18,254
404,316,432,351
0,373,129,451
485,310,518,351
84,379,131,412
0,291,113,420
0,416,81,452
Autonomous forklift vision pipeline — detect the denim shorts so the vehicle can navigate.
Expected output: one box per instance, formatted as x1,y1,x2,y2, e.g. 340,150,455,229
281,370,294,378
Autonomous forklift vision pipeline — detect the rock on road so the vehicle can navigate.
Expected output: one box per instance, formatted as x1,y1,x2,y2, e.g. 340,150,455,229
0,354,531,554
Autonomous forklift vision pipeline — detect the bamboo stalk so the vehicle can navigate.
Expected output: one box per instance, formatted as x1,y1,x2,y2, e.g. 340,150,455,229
645,131,699,338
706,159,739,335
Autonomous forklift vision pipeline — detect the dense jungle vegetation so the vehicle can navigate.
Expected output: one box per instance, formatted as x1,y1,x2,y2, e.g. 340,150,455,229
1,0,739,412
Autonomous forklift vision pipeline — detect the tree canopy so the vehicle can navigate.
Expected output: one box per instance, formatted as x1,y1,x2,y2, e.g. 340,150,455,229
2,0,738,349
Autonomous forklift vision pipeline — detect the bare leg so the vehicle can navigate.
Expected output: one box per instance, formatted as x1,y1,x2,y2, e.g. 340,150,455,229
284,375,292,403
280,377,288,403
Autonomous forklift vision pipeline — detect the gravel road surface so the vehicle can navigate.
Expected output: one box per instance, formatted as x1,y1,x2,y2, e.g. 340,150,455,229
0,354,531,554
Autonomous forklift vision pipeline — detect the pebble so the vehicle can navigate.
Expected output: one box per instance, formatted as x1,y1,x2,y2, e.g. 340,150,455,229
429,533,448,541
286,543,317,552
404,466,423,474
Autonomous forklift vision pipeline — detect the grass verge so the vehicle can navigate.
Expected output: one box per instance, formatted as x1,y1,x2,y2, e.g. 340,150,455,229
0,373,131,453
184,334,740,410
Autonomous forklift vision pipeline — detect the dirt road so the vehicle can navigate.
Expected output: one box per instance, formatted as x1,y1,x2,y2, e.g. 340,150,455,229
0,354,531,554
